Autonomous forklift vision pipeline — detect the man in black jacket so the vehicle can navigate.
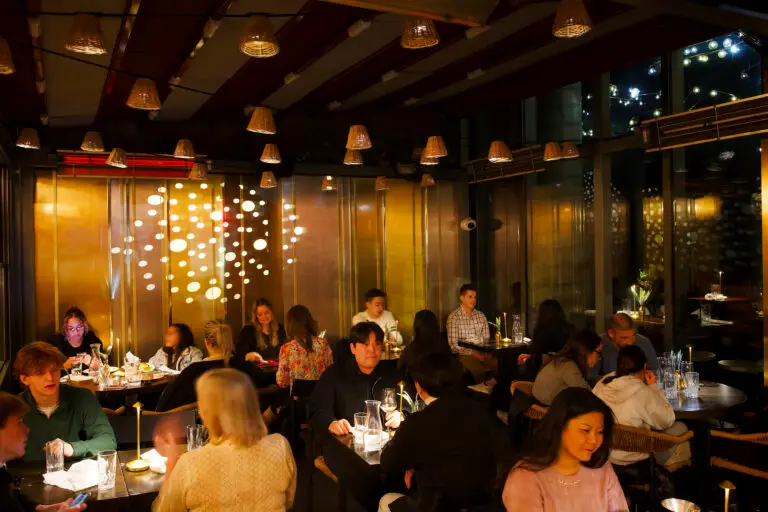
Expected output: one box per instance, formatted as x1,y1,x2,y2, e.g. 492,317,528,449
379,353,496,512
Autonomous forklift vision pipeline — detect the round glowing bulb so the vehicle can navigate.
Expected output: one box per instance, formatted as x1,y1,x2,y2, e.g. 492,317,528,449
289,215,296,221
143,272,152,279
234,262,241,268
185,297,193,304
262,220,269,226
224,207,230,213
236,214,243,220
167,274,174,280
188,250,196,256
241,250,247,256
144,244,153,251
205,287,222,300
210,211,223,221
158,187,166,193
161,256,169,263
197,253,206,259
187,271,196,277
178,260,187,267
146,284,155,291
233,198,240,204
124,249,133,255
200,266,208,272
200,183,208,189
254,239,267,251
282,244,288,250
209,238,216,244
196,222,204,229
226,283,233,290
242,200,256,212
238,270,245,276
294,226,305,236
170,214,179,221
188,193,197,199
216,261,223,267
259,200,266,206
175,183,183,189
250,190,256,195
290,237,297,243
158,220,168,227
237,227,244,232
234,293,241,300
209,278,217,285
147,195,163,206
169,199,178,206
134,220,143,227
225,252,236,262
287,258,293,264
283,204,292,210
249,258,255,264
171,226,181,233
224,272,230,278
263,270,270,276
138,260,148,267
148,209,157,216
111,247,121,254
186,233,195,240
187,282,200,292
243,278,250,284
188,205,197,211
221,298,228,303
233,241,239,247
246,227,253,233
171,286,179,293
197,243,205,250
256,264,263,270
155,233,164,240
169,239,188,253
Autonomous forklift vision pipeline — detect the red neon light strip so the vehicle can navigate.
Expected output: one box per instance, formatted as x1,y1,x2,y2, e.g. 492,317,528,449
61,155,194,169
59,167,191,178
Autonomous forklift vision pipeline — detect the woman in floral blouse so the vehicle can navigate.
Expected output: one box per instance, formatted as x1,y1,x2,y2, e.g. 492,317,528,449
276,305,333,389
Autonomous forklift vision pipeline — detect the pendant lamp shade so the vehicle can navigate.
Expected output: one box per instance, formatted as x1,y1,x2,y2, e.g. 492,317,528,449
260,143,281,164
0,36,16,75
420,152,439,166
423,136,447,159
488,141,513,163
401,19,440,49
543,142,563,162
16,128,40,149
420,173,436,187
344,149,363,166
375,176,389,191
240,16,279,58
174,139,196,159
80,131,104,152
346,125,372,150
260,171,277,189
321,175,336,191
246,106,276,134
561,141,580,159
553,0,593,39
106,148,127,168
65,14,107,55
126,78,161,110
188,162,208,180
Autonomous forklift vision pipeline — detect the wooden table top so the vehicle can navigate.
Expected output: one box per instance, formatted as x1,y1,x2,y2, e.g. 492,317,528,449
668,381,747,420
458,340,529,354
688,297,751,302
333,432,392,467
718,359,764,375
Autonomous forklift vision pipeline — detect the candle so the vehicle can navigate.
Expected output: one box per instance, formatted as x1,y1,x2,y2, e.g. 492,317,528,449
719,271,723,292
399,382,404,413
135,403,142,460
503,312,508,339
720,480,735,512
687,345,693,363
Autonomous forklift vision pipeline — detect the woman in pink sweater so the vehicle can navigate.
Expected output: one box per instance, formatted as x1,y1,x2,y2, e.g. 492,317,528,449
503,387,629,512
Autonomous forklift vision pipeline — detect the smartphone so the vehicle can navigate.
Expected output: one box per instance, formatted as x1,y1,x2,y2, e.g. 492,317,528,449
70,493,88,508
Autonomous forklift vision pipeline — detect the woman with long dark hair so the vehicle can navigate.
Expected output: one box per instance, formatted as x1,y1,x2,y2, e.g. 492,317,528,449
502,387,628,511
148,323,203,372
399,309,451,372
532,330,602,405
48,307,104,370
234,298,288,365
518,299,574,375
275,305,333,389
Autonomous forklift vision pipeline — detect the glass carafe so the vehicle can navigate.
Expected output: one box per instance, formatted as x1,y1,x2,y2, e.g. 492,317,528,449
364,400,382,452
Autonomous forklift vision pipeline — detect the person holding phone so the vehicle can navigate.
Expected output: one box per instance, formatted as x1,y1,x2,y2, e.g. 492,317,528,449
0,391,88,511
47,307,104,371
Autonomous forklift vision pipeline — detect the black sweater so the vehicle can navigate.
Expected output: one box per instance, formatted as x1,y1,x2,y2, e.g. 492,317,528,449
155,359,226,411
48,332,104,362
0,467,36,512
380,393,496,511
233,324,287,364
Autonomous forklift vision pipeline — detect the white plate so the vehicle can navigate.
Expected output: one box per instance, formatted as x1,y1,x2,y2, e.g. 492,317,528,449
69,375,93,382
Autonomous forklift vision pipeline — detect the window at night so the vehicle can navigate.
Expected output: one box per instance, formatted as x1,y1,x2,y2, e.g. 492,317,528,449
609,57,663,137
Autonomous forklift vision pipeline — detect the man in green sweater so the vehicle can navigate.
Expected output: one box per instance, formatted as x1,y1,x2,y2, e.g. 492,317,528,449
15,342,116,462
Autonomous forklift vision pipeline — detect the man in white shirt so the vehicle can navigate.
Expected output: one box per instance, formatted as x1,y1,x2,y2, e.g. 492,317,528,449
351,288,403,344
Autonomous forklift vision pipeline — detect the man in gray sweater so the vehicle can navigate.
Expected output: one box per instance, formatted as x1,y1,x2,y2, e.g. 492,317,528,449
592,313,658,377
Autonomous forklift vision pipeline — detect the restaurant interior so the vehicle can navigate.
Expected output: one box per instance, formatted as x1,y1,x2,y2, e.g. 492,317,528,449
1,0,768,511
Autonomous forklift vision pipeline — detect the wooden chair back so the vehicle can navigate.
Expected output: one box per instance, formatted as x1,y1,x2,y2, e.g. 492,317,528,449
509,381,548,420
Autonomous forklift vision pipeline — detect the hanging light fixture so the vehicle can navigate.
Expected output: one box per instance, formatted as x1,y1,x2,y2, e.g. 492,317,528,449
375,176,389,191
321,176,336,191
561,141,580,159
80,131,104,152
174,139,196,159
126,78,161,110
420,173,436,187
246,106,276,134
239,16,279,58
543,142,563,161
15,128,40,149
420,152,439,166
65,14,107,55
344,149,363,166
0,36,16,75
260,171,277,188
423,136,447,159
401,19,440,49
346,125,372,150
553,0,593,39
106,148,127,168
188,162,208,180
488,141,513,163
260,143,281,164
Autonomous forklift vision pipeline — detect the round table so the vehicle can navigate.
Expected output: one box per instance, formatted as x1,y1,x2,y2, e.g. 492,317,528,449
668,381,747,420
691,350,716,363
718,359,764,375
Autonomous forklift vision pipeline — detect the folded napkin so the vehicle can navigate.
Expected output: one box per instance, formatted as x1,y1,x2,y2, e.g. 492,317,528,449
43,459,99,491
141,448,168,474
125,351,140,364
158,365,181,375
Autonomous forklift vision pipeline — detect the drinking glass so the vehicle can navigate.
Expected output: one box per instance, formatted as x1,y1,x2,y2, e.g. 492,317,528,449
45,440,64,473
380,389,397,430
663,371,677,400
681,361,694,375
710,284,721,296
364,429,381,452
701,305,712,322
684,372,700,399
512,315,524,343
70,366,82,379
353,413,368,444
124,362,140,384
186,424,205,451
97,450,117,490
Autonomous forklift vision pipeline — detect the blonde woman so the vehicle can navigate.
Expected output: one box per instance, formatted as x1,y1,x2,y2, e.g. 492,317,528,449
153,368,296,511
235,298,287,365
155,321,233,412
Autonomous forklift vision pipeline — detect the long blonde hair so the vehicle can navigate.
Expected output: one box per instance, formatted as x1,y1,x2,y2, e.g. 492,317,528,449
251,298,279,351
203,320,233,365
196,368,266,446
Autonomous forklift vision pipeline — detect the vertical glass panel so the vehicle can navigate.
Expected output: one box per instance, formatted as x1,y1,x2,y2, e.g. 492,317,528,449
34,173,56,338
610,57,662,137
353,178,381,312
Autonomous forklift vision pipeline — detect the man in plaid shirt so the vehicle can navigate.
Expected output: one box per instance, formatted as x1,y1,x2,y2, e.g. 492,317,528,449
446,284,496,383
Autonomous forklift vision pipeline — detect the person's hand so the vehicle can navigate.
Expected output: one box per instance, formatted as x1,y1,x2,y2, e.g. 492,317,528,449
404,469,415,489
153,416,184,462
245,352,263,363
328,419,352,436
36,498,87,511
483,378,497,389
517,353,531,365
644,369,657,386
45,439,74,458
385,411,403,429
63,357,78,370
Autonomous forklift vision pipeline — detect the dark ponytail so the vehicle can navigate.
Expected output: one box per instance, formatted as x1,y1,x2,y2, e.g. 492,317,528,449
603,344,646,385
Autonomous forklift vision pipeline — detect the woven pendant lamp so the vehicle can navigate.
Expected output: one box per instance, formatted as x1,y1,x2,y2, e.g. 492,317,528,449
260,171,277,189
260,143,281,164
80,131,104,152
401,19,440,49
488,141,513,163
561,142,580,159
188,162,208,180
553,0,593,39
174,139,196,159
420,152,439,166
543,142,563,162
346,125,372,150
375,176,389,191
321,176,336,191
65,14,107,55
247,107,276,134
106,148,127,168
16,128,40,149
126,78,161,110
0,36,15,75
240,16,279,58
420,173,436,187
343,149,363,166
423,136,447,159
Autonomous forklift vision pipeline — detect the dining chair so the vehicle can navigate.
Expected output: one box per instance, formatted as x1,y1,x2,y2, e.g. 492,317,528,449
709,430,768,480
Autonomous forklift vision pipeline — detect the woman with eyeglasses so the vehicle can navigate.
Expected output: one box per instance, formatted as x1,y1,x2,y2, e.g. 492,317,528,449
48,307,104,370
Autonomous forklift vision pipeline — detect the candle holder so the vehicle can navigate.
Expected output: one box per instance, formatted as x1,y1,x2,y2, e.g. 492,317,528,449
686,344,694,363
720,480,735,511
398,381,404,414
125,401,149,472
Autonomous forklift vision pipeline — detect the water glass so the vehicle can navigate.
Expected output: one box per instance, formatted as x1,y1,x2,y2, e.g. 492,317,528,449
70,366,82,379
701,305,712,322
97,450,117,490
663,371,677,400
124,362,140,384
45,440,64,473
353,413,368,443
684,372,700,399
186,424,205,451
363,429,381,452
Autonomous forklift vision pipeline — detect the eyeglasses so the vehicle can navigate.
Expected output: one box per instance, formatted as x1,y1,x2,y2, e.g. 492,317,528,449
66,325,85,333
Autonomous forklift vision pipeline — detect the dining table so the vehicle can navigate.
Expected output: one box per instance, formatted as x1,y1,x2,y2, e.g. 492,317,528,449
458,339,529,375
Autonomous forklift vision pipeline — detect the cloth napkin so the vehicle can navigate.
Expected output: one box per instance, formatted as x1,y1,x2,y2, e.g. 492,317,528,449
124,351,140,364
141,448,168,474
43,459,99,491
158,365,181,375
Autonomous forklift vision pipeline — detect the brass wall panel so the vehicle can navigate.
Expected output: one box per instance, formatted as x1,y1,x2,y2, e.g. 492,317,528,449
352,178,380,316
33,173,56,339
488,180,526,318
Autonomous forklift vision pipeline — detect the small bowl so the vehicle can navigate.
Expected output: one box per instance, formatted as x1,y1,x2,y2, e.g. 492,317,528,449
661,498,701,512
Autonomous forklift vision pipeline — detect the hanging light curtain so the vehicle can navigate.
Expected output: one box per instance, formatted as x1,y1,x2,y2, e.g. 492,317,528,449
420,173,436,187
80,131,104,152
0,36,16,74
174,139,196,159
346,125,372,150
488,141,513,163
552,0,593,39
16,128,39,149
126,78,161,110
65,14,107,55
423,136,447,158
260,171,277,188
375,176,389,191
106,148,127,168
246,106,276,134
344,149,363,165
543,142,563,161
561,142,580,159
401,19,440,49
240,16,279,58
188,162,208,180
261,143,281,164
321,176,336,191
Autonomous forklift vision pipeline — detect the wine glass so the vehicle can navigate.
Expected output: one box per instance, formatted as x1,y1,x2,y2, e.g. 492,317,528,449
380,388,398,431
